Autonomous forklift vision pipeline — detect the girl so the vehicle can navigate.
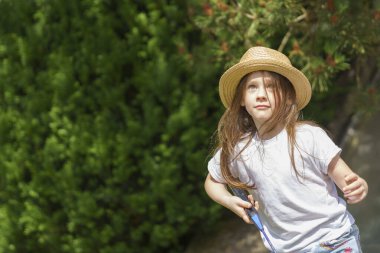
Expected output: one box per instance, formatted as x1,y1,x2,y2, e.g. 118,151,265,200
205,46,368,252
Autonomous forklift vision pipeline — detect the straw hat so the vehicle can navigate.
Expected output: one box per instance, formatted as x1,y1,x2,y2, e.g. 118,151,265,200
219,46,312,110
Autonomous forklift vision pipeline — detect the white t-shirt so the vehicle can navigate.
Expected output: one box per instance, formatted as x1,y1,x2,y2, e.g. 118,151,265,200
208,124,354,252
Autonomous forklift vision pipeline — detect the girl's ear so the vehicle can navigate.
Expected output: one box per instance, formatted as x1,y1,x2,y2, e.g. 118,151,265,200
285,98,294,106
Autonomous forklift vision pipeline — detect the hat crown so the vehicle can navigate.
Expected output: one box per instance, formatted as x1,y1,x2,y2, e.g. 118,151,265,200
239,46,292,66
219,46,311,109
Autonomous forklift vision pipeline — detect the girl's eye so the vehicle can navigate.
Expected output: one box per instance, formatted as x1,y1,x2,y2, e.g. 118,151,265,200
266,83,274,90
247,84,257,91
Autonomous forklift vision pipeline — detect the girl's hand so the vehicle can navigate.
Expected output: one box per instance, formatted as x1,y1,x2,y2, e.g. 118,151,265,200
248,194,260,210
343,173,368,204
222,195,259,224
328,156,368,204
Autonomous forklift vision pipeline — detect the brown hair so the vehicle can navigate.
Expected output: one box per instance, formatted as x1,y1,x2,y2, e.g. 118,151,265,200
216,71,305,189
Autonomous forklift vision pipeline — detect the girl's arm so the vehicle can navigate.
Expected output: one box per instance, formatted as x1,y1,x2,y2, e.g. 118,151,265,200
204,173,256,224
328,154,368,204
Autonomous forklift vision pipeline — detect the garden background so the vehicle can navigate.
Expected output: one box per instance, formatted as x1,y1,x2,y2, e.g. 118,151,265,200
0,0,379,253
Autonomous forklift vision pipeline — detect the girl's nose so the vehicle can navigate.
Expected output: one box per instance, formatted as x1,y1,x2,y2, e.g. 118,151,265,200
256,86,267,100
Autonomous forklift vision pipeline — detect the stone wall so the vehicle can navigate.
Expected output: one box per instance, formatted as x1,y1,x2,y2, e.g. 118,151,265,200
341,112,380,252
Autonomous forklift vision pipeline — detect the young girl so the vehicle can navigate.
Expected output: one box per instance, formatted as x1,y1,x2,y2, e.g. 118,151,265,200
205,46,368,252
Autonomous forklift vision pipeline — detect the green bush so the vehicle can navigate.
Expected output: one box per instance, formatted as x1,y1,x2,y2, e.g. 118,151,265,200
0,1,221,252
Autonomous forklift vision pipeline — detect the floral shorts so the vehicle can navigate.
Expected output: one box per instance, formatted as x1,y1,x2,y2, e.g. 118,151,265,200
309,224,362,253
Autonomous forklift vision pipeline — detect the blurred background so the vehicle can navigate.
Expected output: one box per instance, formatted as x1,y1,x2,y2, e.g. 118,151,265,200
0,0,379,252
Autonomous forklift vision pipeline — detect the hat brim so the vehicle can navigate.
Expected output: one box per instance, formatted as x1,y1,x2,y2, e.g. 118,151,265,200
219,59,312,110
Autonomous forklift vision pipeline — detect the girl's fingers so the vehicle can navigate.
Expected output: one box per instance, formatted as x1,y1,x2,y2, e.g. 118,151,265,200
347,191,366,204
344,185,365,198
343,180,361,193
247,195,255,206
342,175,368,205
235,197,255,224
229,196,251,208
254,200,259,210
235,208,252,224
239,198,252,209
240,201,251,209
228,196,253,223
346,198,358,204
344,174,358,184
248,194,259,210
242,213,253,224
346,186,368,204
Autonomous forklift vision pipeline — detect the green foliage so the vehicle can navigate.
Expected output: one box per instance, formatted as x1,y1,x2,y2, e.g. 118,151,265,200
193,0,380,123
0,0,220,252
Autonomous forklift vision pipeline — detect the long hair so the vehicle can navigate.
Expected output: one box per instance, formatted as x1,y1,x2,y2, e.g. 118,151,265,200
216,71,304,189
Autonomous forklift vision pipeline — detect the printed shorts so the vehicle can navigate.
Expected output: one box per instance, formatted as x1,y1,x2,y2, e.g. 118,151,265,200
309,224,362,253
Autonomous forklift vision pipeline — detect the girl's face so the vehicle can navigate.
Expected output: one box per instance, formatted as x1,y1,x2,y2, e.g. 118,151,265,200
241,71,277,129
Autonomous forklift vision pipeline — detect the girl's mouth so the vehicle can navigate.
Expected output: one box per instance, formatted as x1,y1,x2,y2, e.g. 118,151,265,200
255,105,270,109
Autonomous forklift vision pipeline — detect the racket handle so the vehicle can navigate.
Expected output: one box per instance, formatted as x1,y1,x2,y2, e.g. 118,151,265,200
229,187,263,231
230,187,277,253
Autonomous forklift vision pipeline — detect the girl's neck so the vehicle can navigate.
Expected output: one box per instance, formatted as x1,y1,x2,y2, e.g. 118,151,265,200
256,123,285,140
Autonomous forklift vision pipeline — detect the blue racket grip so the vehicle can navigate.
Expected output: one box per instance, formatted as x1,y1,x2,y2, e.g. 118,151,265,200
230,187,264,231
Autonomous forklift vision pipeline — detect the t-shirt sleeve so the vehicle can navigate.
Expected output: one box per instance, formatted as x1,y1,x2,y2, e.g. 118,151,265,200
208,148,254,186
309,126,342,174
207,149,227,184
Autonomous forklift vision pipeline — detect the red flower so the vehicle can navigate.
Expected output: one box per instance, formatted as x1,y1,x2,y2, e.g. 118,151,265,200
293,41,300,52
178,46,185,54
220,42,229,52
368,87,377,95
344,247,352,253
217,1,228,11
330,15,338,24
374,10,380,21
326,54,336,67
327,0,335,12
203,4,213,16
